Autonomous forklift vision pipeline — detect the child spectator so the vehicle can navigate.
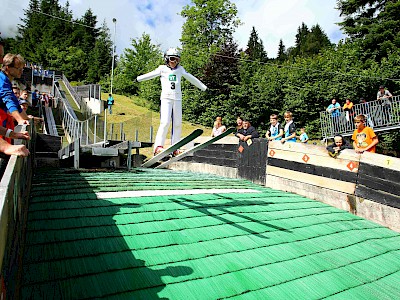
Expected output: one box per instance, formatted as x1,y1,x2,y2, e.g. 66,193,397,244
266,114,283,141
107,94,114,114
352,114,379,153
326,134,352,158
299,128,309,143
281,111,296,143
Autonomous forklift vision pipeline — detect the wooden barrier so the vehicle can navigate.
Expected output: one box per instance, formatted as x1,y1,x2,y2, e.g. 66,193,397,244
169,137,400,231
266,141,400,231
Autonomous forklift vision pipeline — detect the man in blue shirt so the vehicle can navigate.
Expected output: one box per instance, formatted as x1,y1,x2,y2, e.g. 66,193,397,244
326,98,341,118
0,53,30,125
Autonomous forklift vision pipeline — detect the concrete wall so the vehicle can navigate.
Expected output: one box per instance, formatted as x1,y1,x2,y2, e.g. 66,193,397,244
169,138,400,232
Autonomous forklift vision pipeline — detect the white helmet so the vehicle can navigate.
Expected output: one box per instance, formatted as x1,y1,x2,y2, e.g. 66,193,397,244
164,47,181,65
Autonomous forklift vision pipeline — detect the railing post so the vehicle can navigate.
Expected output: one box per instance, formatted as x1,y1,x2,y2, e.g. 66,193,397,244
86,120,89,145
74,138,80,169
127,141,132,171
94,115,97,144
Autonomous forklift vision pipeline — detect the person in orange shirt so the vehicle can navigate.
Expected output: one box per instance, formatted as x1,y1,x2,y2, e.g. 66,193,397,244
352,114,379,153
343,98,354,122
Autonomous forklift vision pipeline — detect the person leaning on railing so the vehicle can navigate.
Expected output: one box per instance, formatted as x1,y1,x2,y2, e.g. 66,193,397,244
0,126,30,156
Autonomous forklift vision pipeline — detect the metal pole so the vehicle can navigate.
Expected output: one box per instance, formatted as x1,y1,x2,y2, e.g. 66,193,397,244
94,115,97,144
127,141,132,171
110,18,117,95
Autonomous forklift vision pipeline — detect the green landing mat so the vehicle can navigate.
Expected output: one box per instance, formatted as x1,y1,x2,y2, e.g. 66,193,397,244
21,168,400,299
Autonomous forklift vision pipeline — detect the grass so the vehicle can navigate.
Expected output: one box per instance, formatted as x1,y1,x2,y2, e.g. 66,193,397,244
100,93,212,158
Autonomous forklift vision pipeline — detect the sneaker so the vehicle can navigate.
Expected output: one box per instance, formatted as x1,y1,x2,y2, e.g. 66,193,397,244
172,149,184,157
154,146,164,155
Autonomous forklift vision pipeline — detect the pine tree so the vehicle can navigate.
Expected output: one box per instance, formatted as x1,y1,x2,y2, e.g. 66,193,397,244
244,26,268,62
276,39,287,63
337,0,400,60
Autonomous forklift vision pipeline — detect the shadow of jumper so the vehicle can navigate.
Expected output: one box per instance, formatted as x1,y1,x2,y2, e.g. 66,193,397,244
173,193,292,238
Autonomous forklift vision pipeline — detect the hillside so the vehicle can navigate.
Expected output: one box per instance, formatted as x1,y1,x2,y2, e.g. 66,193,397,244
101,93,213,157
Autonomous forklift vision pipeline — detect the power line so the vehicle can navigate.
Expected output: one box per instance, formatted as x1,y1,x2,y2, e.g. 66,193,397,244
31,9,97,29
213,53,400,82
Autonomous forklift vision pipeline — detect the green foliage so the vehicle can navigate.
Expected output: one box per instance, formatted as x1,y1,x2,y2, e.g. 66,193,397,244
13,0,113,82
337,0,400,61
113,33,163,108
245,27,268,62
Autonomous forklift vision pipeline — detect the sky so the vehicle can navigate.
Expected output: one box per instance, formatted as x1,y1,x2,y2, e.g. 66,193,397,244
1,0,346,58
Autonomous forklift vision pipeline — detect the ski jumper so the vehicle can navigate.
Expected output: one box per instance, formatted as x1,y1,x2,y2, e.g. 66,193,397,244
137,65,207,151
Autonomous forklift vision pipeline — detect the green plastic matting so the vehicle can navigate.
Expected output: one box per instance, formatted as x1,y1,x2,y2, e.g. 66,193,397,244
21,168,400,299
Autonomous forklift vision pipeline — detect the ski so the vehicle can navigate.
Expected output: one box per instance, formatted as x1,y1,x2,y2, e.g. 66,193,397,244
155,127,236,169
141,129,204,167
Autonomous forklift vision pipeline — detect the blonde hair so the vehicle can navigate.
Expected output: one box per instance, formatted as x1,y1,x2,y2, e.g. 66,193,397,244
354,114,366,123
1,53,25,71
284,111,293,118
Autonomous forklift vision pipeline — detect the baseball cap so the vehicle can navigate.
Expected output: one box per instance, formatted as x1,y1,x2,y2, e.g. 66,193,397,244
19,99,30,105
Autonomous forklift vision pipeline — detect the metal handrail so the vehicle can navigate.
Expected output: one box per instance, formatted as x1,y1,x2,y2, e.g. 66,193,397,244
54,84,104,145
320,95,400,139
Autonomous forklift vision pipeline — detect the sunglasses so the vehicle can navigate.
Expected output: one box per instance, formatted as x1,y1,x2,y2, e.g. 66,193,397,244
169,56,179,62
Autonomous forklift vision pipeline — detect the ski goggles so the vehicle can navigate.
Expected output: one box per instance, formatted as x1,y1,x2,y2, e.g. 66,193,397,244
168,56,180,62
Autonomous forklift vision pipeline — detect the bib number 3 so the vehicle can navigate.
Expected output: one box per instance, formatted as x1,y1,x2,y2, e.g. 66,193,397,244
171,82,176,90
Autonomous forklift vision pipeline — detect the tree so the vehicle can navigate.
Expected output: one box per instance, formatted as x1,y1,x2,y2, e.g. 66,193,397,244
276,39,287,63
290,23,331,58
86,21,112,83
244,26,268,62
337,0,400,60
180,0,241,125
113,33,162,107
180,0,241,73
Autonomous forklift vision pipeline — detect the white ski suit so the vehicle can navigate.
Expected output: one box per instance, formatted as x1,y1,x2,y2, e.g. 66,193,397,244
137,65,207,151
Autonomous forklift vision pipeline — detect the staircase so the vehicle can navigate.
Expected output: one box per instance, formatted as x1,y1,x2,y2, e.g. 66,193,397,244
34,133,62,167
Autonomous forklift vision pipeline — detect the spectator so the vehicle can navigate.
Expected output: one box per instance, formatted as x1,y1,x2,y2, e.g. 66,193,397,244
19,99,43,125
12,85,20,98
265,114,283,141
0,53,30,125
19,89,29,104
359,97,374,128
281,111,297,143
0,138,29,157
377,85,393,123
235,119,259,142
326,98,341,118
326,134,352,158
0,125,30,142
342,98,354,122
42,92,49,107
352,114,379,153
299,128,309,143
211,120,226,137
377,85,392,102
31,89,39,107
236,116,243,131
107,93,114,114
136,47,207,155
